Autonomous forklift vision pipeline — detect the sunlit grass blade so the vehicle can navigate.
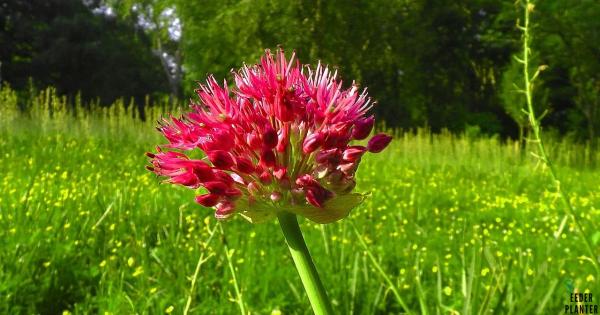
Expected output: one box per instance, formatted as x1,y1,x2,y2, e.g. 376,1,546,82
351,222,413,314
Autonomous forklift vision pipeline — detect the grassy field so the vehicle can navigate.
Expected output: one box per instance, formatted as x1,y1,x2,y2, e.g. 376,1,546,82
0,89,599,314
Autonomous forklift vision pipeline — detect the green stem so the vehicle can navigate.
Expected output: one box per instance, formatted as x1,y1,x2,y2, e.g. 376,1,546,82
277,212,333,315
521,0,599,275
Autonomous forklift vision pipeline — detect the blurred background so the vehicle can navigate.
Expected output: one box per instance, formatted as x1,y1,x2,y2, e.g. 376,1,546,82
1,0,599,143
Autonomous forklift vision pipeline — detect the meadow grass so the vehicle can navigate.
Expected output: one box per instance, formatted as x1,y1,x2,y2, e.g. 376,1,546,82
0,90,599,314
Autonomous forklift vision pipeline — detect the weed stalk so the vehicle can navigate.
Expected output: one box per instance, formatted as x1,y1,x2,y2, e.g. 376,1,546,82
518,0,599,274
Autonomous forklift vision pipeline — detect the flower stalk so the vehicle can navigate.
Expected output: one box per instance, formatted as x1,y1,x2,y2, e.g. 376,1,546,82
519,0,599,274
277,212,333,315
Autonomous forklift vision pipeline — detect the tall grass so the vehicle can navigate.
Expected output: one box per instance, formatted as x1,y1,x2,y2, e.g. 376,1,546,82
0,84,599,314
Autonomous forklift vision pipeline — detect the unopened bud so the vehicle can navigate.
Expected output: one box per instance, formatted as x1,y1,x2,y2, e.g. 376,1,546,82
203,181,229,195
215,202,235,219
195,194,220,207
302,132,324,154
351,116,375,140
367,133,392,153
263,125,278,149
260,148,276,168
208,150,235,169
235,157,255,174
343,145,367,162
270,191,282,202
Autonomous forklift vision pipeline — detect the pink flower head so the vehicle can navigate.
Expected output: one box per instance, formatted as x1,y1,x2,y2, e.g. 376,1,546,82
147,49,392,223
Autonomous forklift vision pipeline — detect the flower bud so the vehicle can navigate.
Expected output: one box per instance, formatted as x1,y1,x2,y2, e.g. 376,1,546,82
263,125,278,149
274,167,290,188
204,129,235,151
305,185,333,208
193,163,215,182
171,172,200,188
260,148,276,168
235,156,255,174
316,148,342,165
247,131,262,150
352,116,374,140
296,174,318,188
213,170,234,186
272,168,286,180
215,202,236,219
224,188,242,199
302,132,324,154
342,145,366,162
367,133,392,153
322,130,342,149
278,96,294,122
195,194,220,207
203,181,229,195
259,171,272,184
230,173,245,184
276,126,289,152
208,150,235,169
270,191,282,202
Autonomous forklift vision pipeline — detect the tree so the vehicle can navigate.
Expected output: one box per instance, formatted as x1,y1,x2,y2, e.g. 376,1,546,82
173,0,517,133
0,0,170,105
106,0,183,101
500,58,528,144
538,0,600,149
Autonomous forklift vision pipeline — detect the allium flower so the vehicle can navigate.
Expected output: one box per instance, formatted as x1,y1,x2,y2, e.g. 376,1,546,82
147,49,392,224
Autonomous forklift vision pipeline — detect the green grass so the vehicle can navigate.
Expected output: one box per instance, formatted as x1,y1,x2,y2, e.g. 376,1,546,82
0,102,599,314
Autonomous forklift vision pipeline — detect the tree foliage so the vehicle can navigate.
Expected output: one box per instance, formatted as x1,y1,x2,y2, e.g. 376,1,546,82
1,0,599,142
172,0,518,133
0,0,169,105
